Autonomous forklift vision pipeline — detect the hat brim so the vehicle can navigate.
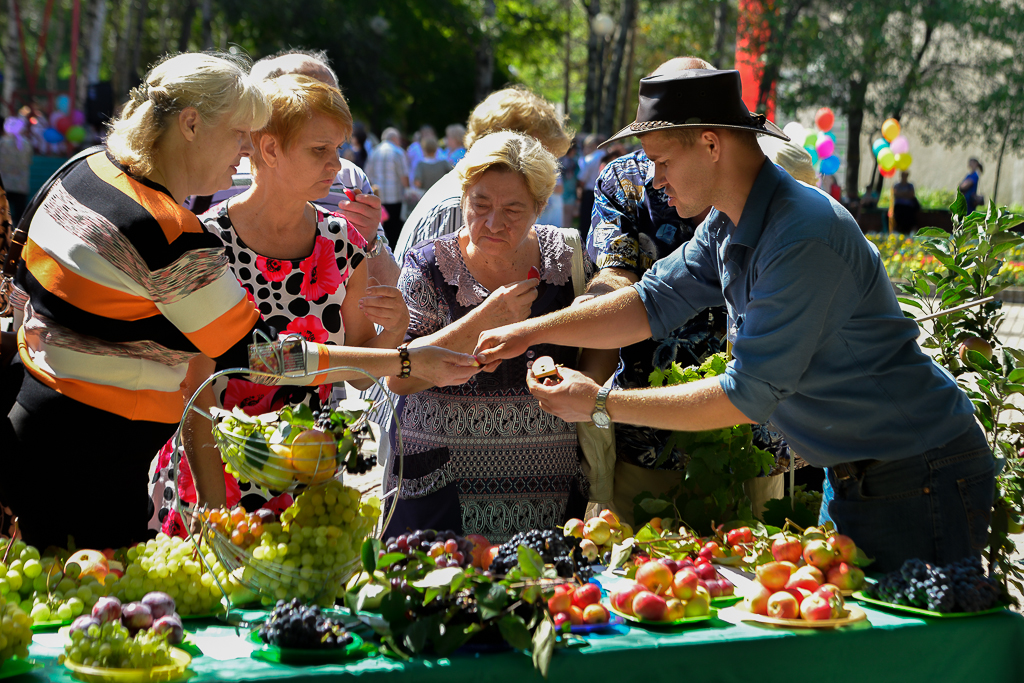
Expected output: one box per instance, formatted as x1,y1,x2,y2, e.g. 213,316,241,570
599,118,790,148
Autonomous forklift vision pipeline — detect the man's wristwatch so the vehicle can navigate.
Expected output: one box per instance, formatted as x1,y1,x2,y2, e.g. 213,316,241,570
367,234,388,258
591,383,613,429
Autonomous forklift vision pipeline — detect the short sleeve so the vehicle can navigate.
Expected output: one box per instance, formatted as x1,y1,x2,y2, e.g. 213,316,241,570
398,249,449,340
586,160,647,274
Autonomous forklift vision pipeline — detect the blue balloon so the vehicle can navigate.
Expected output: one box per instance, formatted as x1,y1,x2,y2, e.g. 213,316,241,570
820,155,841,175
805,146,819,166
43,127,63,143
871,138,889,156
56,94,70,113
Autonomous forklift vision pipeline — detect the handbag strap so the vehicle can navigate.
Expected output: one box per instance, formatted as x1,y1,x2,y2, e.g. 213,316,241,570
2,145,105,280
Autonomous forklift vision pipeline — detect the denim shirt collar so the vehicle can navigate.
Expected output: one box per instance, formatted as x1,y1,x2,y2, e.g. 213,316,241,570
730,158,783,250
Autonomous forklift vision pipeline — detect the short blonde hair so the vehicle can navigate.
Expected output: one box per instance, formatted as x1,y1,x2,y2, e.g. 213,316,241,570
106,52,271,177
758,136,816,184
457,131,558,213
464,86,572,157
250,74,353,170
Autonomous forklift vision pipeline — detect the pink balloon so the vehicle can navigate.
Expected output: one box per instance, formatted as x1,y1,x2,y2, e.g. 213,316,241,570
71,110,86,125
815,138,835,159
889,135,910,155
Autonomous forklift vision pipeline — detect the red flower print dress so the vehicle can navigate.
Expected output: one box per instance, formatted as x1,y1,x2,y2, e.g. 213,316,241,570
147,203,367,532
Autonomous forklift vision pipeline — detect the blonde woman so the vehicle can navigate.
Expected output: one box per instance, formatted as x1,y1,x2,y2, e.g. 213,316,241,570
1,53,479,549
384,131,589,542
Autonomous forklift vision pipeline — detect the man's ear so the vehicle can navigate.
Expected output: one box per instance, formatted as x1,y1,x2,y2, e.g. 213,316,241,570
179,107,200,142
702,130,722,162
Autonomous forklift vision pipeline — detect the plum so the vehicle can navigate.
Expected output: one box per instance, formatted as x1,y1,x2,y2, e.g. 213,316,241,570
121,602,153,634
91,596,122,624
70,615,100,635
152,614,184,644
141,591,176,620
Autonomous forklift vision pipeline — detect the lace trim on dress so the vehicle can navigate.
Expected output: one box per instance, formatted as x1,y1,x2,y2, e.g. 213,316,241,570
433,226,575,307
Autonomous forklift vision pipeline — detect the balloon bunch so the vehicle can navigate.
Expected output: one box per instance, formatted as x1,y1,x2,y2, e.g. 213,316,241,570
873,118,912,178
40,95,88,147
781,107,842,176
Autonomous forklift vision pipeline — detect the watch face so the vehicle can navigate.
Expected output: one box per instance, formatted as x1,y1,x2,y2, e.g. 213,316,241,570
591,410,611,428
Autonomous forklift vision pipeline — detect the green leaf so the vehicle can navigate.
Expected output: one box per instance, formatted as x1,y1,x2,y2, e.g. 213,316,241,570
423,587,440,606
950,190,968,217
433,622,473,657
639,497,672,515
375,552,409,570
532,620,555,678
610,538,636,569
498,614,533,651
402,614,436,653
517,545,546,579
852,546,875,568
361,538,381,573
412,567,464,589
896,297,923,310
522,584,542,604
476,583,509,620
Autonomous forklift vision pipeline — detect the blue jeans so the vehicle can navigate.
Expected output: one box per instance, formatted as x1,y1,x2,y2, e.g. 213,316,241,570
819,424,994,573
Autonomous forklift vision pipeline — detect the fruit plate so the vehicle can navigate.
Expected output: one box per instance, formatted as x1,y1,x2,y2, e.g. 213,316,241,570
710,595,742,608
606,604,717,627
0,658,42,680
717,605,868,629
246,629,364,664
32,617,73,632
850,591,1009,619
63,647,192,683
569,614,627,634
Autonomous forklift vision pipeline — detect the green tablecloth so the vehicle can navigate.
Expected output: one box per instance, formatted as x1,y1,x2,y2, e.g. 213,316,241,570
19,604,1024,683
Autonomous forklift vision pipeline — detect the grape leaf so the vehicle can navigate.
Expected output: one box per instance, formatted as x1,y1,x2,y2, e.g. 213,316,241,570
375,552,408,570
476,583,509,620
361,538,381,573
532,620,555,678
411,567,464,589
517,545,545,578
498,614,532,651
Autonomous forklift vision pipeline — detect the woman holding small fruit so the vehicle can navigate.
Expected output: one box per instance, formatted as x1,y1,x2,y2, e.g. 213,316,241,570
384,131,591,543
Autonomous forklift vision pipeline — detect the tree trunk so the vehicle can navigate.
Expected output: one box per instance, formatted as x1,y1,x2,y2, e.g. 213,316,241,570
598,0,635,138
562,0,572,118
473,0,496,104
46,6,66,94
4,0,22,115
129,0,147,86
756,0,808,112
177,0,196,52
993,115,1012,205
582,0,602,133
618,19,636,131
712,0,730,69
85,0,106,84
845,78,868,203
112,0,133,101
200,0,212,50
157,0,170,55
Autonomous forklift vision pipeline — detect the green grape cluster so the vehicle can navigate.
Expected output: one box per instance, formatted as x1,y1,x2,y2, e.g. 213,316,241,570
793,487,823,515
0,539,103,625
240,481,380,606
0,593,33,665
63,621,174,669
105,534,227,616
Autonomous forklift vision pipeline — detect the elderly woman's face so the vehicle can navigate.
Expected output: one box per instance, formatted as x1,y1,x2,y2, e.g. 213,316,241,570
190,112,255,195
264,113,345,201
463,168,537,255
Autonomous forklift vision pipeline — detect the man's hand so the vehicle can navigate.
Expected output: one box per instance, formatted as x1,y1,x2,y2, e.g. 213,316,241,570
339,188,383,243
526,366,602,423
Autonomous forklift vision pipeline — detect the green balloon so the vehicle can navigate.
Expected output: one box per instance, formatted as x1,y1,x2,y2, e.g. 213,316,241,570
65,125,86,144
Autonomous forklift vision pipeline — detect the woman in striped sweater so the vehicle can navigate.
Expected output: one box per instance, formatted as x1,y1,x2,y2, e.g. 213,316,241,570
1,52,479,549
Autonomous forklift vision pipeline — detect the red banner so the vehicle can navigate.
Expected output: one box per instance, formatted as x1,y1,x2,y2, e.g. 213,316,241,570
735,0,775,120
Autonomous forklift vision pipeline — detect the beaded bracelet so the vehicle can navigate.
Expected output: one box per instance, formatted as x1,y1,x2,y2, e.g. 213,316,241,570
397,343,412,379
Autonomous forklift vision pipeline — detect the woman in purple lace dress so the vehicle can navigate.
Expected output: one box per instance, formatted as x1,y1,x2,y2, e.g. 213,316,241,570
385,131,589,543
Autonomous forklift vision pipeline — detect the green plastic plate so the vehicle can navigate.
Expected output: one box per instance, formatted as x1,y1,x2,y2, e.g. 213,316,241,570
850,591,1008,618
711,595,741,607
607,603,717,627
247,629,364,664
0,658,42,680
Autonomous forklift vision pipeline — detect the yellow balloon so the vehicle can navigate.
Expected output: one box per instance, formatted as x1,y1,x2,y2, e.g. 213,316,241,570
878,149,896,171
894,152,913,171
881,118,901,142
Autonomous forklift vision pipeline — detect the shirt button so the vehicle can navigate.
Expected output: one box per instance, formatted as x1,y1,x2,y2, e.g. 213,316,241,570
922,487,931,494
526,350,536,359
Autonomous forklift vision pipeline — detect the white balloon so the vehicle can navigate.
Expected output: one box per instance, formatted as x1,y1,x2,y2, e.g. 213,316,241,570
783,122,806,139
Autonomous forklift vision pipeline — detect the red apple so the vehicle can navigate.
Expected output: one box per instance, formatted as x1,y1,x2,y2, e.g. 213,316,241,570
572,583,602,609
706,580,723,598
771,535,802,564
583,518,612,545
553,612,571,629
785,566,823,592
802,539,837,570
636,561,674,595
726,527,753,546
827,534,857,563
826,562,865,591
657,558,679,575
563,519,585,539
696,562,717,581
665,598,686,621
548,585,573,614
672,567,699,601
684,587,711,617
800,594,833,621
583,603,609,624
632,591,668,621
755,561,793,591
744,583,773,616
67,550,109,584
784,587,811,603
767,591,799,619
610,583,645,616
598,509,621,528
568,605,585,626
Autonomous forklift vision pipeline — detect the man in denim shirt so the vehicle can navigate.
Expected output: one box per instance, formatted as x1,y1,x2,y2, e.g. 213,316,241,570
476,69,992,571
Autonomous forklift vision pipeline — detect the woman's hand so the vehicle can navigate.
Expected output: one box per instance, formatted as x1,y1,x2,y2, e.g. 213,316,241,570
360,280,410,340
408,345,482,387
339,188,383,244
477,278,539,328
526,366,602,423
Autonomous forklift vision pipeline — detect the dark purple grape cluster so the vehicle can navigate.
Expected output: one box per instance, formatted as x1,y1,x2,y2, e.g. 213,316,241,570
258,599,353,649
383,530,474,569
869,556,1001,613
488,529,577,578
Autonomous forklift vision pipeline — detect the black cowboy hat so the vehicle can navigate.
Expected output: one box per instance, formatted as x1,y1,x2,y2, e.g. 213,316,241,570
600,69,789,147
